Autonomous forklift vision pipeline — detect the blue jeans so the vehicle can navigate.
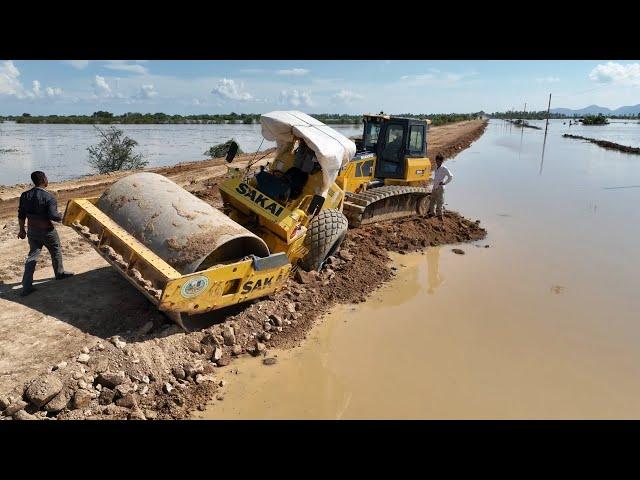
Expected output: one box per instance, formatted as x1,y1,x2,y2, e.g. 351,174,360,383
22,227,65,289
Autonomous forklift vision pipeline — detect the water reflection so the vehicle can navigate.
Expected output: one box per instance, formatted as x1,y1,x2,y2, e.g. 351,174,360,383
200,311,353,419
540,123,549,176
426,246,444,294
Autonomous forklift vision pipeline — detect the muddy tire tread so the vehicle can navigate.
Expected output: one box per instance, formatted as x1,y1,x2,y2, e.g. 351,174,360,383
300,209,349,272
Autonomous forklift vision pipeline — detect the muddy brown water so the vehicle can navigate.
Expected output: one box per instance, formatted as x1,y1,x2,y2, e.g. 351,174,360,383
198,119,640,419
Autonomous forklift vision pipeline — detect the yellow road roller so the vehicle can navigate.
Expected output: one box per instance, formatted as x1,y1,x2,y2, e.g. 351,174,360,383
63,171,292,330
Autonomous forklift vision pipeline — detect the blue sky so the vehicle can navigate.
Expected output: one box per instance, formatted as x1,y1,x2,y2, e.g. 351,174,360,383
1,60,639,115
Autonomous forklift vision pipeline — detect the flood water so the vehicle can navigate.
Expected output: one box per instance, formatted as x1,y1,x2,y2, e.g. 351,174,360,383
199,119,640,419
0,123,362,185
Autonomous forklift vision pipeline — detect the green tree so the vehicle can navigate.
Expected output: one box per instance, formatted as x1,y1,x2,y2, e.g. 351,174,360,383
87,126,148,173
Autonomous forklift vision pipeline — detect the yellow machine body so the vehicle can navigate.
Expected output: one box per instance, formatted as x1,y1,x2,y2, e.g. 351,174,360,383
62,197,291,326
336,114,433,195
219,141,345,265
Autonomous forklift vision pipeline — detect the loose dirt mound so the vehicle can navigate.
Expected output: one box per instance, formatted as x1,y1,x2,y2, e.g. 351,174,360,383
0,212,485,420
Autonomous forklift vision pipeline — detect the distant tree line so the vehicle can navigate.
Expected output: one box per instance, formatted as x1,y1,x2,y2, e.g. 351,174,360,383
0,111,486,126
396,112,484,126
491,110,640,120
1,111,260,125
491,110,568,120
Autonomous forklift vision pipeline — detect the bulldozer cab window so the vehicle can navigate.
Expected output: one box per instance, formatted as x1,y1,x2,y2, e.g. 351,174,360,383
363,121,381,150
408,125,425,156
378,124,406,177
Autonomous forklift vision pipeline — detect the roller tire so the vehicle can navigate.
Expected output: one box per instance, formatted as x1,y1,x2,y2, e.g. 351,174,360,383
300,209,349,272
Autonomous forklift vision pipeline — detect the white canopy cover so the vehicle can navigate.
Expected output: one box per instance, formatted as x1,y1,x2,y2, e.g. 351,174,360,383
260,111,356,196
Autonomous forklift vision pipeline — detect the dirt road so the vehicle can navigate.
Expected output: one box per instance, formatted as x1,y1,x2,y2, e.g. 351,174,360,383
0,119,487,419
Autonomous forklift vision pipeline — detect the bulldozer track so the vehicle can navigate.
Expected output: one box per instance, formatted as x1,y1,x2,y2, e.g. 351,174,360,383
343,185,431,227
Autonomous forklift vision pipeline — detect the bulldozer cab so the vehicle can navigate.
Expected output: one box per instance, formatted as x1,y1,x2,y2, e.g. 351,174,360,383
360,115,429,180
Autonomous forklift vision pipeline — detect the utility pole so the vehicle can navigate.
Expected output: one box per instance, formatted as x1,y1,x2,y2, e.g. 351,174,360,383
540,93,552,175
543,94,552,136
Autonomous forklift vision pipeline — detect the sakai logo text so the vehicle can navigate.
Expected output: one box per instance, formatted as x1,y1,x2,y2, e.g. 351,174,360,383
236,183,285,216
241,276,274,294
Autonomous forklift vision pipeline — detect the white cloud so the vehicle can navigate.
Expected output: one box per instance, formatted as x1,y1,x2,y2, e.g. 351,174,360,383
134,84,157,99
400,70,476,86
211,78,253,101
331,89,363,104
93,75,113,97
104,60,148,75
32,80,41,97
0,60,24,96
536,76,560,84
63,60,89,70
589,62,640,86
276,68,310,76
45,86,63,97
0,61,63,101
279,89,313,107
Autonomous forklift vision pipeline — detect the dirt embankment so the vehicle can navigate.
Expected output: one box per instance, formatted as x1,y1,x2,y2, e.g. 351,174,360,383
427,119,487,159
0,120,487,420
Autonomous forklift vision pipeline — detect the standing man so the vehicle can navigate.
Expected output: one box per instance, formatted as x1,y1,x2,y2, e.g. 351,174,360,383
18,171,74,296
427,154,454,220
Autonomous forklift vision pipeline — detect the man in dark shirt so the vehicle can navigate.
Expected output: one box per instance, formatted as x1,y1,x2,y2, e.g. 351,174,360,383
18,171,74,296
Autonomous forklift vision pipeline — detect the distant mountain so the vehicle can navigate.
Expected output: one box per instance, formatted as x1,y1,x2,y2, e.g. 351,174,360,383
550,104,640,116
612,104,640,115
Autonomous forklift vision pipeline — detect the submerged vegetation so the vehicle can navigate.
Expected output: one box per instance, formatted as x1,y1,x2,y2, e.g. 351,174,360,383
563,134,640,154
506,119,542,129
580,114,609,125
87,125,148,173
492,110,640,121
204,139,243,158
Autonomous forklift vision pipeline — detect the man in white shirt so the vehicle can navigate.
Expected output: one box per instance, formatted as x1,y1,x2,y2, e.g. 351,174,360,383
427,154,453,220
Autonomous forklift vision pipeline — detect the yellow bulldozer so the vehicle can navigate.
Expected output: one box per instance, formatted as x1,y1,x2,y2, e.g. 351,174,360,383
62,111,434,329
219,111,434,270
